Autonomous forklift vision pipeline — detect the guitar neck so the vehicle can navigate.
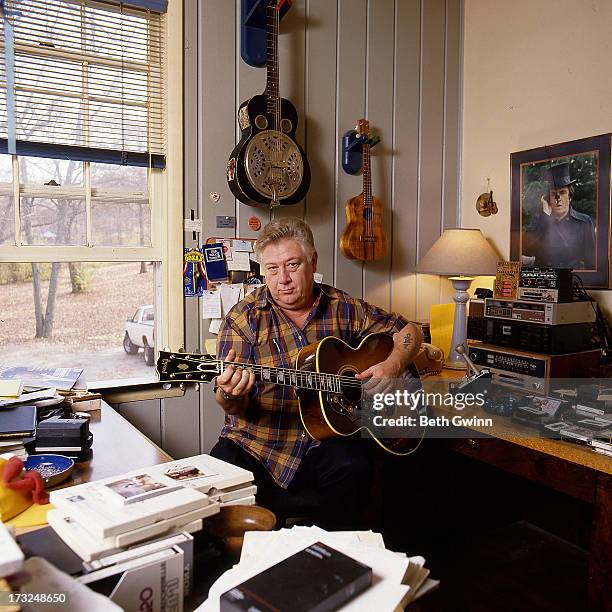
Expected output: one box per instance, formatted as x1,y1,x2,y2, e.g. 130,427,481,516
362,142,372,206
265,1,280,115
219,360,353,393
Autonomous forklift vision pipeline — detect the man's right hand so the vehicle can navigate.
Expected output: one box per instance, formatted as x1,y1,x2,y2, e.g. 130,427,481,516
214,348,256,415
541,195,552,216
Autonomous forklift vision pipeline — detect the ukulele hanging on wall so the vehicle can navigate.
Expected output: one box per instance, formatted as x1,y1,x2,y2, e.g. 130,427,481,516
227,0,310,207
339,119,388,261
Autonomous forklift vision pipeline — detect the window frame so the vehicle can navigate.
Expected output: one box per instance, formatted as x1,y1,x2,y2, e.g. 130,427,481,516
0,0,184,387
1,156,161,259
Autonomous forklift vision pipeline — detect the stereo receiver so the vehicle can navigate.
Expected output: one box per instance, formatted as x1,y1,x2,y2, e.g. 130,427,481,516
484,298,595,325
482,318,595,354
519,267,573,302
467,342,601,394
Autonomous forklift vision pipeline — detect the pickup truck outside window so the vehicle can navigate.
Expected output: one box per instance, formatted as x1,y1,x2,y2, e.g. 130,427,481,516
124,305,156,365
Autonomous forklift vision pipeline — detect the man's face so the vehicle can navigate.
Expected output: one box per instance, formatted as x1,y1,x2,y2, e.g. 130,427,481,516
260,239,317,310
548,186,571,218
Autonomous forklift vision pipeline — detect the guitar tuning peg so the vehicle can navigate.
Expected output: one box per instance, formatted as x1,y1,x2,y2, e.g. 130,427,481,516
178,347,185,353
162,383,172,390
163,346,170,352
193,383,200,391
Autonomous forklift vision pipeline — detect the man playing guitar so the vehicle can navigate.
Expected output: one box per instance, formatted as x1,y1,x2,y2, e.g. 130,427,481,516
211,218,423,528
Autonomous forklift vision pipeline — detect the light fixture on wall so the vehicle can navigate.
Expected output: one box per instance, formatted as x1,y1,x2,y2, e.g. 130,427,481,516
476,178,498,217
415,228,500,369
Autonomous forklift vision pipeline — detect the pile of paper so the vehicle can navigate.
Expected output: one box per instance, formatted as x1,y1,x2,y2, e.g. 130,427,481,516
198,525,438,611
0,365,84,393
47,454,255,562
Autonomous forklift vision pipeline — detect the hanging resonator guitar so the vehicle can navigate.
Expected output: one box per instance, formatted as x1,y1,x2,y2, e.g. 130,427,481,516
227,0,310,207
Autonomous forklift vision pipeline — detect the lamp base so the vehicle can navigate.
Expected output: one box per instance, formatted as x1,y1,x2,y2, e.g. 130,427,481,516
444,358,467,370
447,276,475,370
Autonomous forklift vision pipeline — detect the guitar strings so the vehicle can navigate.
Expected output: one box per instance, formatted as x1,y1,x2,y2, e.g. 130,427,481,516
218,359,365,389
275,1,281,200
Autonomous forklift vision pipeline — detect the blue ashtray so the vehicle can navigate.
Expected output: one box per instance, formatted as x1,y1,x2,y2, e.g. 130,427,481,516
24,454,75,488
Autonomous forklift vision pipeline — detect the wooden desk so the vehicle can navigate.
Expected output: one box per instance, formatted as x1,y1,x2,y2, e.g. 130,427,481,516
425,370,611,611
69,401,172,485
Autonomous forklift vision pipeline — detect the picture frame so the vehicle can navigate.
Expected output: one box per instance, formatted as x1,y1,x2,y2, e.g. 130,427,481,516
510,133,611,289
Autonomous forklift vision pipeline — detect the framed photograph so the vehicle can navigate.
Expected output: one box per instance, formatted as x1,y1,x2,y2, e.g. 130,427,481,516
510,133,611,288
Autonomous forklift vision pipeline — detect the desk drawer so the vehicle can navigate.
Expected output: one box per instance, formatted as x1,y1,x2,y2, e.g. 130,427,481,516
440,437,596,503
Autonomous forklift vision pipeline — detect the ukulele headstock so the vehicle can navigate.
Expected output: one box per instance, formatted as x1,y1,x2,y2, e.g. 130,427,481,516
156,351,221,384
356,118,370,138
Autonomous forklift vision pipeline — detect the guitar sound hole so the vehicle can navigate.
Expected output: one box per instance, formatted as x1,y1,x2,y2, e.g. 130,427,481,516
255,115,268,130
280,118,292,133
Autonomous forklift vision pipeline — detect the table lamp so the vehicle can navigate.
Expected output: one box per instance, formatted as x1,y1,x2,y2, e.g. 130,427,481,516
415,228,500,369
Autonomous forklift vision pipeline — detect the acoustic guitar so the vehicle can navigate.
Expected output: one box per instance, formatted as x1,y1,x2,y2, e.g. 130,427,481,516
157,333,431,456
339,119,388,260
227,0,310,207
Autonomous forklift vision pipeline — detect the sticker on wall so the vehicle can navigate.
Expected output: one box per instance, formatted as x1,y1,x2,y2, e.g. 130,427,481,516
248,216,262,231
209,191,221,203
227,158,236,182
184,247,206,297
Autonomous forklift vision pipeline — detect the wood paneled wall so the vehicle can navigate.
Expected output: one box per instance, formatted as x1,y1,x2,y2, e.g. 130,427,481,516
185,0,462,324
167,0,462,455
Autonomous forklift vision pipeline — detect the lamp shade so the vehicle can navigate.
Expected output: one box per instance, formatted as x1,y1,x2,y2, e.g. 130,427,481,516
415,228,500,276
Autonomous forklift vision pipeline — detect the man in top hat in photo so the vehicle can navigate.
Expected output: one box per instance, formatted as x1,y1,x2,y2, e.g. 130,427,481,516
523,160,596,270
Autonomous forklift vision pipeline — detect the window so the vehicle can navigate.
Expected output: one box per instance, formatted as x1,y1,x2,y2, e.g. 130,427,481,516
0,0,165,164
0,0,179,387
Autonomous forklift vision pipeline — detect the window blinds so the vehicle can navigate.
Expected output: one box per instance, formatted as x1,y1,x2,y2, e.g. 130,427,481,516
0,0,166,168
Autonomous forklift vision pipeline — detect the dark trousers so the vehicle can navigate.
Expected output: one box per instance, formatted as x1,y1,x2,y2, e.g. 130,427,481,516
211,437,372,530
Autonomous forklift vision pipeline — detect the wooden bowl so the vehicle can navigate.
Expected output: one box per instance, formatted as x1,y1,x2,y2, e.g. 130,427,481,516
205,505,277,558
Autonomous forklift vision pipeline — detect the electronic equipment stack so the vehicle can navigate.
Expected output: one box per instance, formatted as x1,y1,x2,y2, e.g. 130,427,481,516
468,267,602,394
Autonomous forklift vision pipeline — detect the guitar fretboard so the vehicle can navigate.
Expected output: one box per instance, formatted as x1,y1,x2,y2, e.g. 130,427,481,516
220,361,351,393
362,142,372,209
265,1,279,116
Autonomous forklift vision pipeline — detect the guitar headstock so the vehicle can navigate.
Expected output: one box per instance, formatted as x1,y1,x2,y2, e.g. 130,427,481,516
156,351,221,384
356,118,370,138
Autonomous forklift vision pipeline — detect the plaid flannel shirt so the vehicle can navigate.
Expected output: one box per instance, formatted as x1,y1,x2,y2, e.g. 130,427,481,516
216,283,408,488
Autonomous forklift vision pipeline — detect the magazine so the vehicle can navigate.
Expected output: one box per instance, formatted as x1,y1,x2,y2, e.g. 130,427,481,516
0,365,83,391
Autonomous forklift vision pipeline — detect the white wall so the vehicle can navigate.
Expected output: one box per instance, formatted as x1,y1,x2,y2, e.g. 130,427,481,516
461,0,612,309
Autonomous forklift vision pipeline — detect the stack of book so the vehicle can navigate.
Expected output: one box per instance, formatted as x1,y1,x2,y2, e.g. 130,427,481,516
47,454,255,562
0,404,36,461
48,468,219,562
26,415,94,462
200,525,438,611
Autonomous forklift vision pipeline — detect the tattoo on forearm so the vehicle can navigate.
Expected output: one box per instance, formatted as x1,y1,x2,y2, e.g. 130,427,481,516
403,333,412,347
